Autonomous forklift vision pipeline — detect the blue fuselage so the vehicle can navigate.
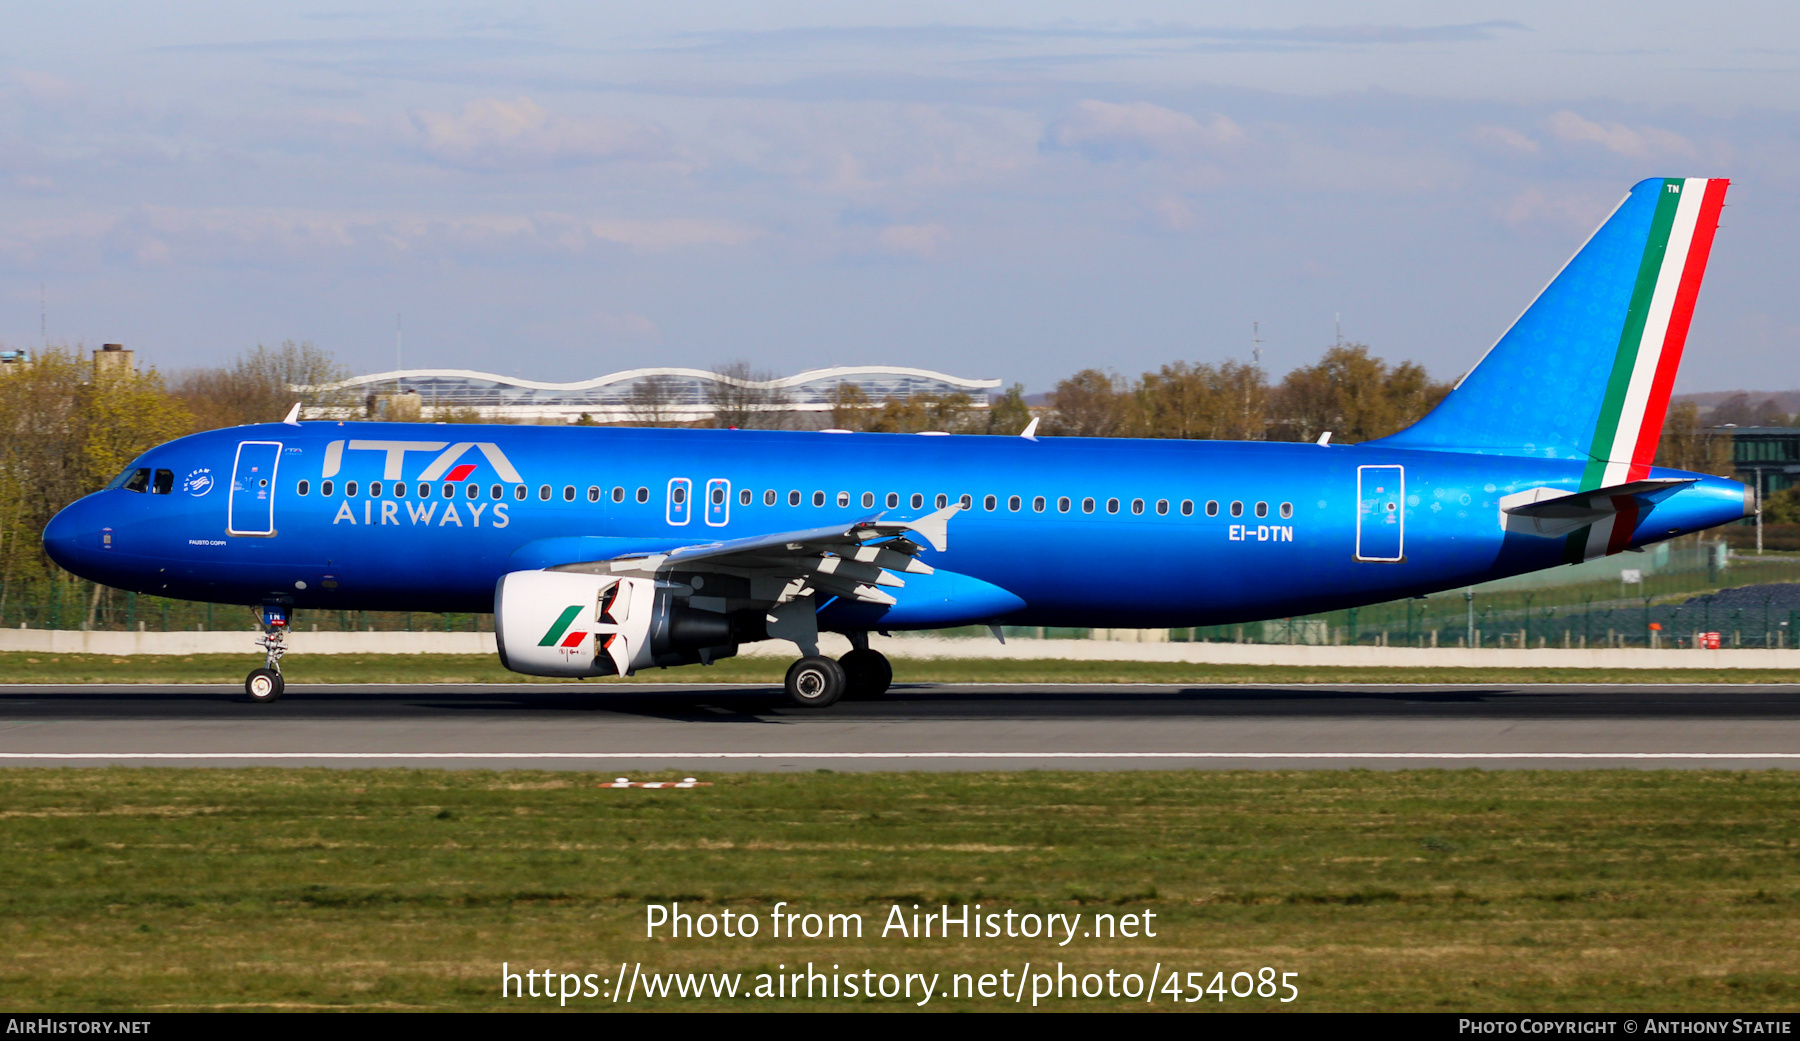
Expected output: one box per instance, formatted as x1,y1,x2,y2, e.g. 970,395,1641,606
43,421,1749,630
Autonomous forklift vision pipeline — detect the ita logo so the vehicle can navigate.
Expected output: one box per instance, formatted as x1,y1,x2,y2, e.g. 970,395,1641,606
182,468,215,497
538,605,588,656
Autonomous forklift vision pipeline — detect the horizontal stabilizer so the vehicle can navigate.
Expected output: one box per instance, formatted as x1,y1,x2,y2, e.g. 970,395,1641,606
1500,478,1693,539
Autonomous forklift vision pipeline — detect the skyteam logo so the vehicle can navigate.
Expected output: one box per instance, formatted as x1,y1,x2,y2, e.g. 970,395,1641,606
538,606,588,655
182,468,215,497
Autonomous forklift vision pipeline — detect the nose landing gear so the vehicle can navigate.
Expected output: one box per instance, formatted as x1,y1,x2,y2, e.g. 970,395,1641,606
246,605,289,703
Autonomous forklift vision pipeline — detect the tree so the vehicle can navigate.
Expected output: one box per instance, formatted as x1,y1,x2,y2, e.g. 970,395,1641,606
1044,369,1124,437
1120,360,1268,440
1708,392,1752,426
985,383,1033,435
1654,401,1735,477
1762,487,1800,525
172,340,354,430
1267,344,1450,443
707,361,788,429
626,374,682,427
0,346,192,605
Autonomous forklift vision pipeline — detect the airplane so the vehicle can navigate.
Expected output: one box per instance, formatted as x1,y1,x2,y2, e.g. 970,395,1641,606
42,177,1751,707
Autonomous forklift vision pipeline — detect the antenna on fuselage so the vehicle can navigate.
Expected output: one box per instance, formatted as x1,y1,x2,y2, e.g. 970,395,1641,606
282,402,302,426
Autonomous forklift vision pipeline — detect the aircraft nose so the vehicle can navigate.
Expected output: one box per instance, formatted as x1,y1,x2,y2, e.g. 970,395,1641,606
42,498,94,575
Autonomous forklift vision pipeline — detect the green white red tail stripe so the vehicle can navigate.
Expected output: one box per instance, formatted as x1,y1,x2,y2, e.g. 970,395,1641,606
1566,177,1728,561
1585,177,1729,491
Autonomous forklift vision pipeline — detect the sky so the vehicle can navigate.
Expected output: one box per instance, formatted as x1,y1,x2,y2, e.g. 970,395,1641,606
1,2,1797,393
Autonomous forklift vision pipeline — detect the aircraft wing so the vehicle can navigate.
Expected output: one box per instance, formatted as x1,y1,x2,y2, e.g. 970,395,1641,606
547,505,961,607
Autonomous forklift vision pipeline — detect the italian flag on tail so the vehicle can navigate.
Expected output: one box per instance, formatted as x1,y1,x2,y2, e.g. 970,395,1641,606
1567,177,1729,562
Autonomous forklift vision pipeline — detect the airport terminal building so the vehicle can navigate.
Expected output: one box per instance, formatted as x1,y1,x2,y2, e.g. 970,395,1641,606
315,366,1001,425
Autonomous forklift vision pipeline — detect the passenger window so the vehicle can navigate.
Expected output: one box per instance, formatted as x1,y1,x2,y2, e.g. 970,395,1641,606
671,485,685,505
959,494,973,510
371,481,384,497
296,479,309,497
394,482,406,498
789,490,801,506
837,491,850,507
862,492,875,508
492,484,504,500
636,486,649,503
1105,498,1119,514
421,483,434,498
153,469,174,494
1230,501,1243,517
713,486,726,506
1255,501,1268,518
936,494,949,509
613,486,625,503
764,489,776,506
1082,497,1095,514
1057,497,1071,513
1205,500,1219,517
1131,499,1144,515
444,484,456,499
1181,500,1194,516
564,485,577,502
1009,495,1022,512
346,481,359,496
516,485,528,501
741,489,753,506
466,483,478,499
911,493,924,509
321,480,334,497
1032,496,1044,512
886,492,899,508
812,491,825,507
1279,501,1293,519
1155,499,1168,515
984,495,997,511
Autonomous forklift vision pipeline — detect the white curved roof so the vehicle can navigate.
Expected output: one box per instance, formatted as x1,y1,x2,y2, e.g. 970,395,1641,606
319,365,1001,393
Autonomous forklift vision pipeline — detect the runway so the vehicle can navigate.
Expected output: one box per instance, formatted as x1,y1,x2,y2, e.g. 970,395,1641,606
3,681,1800,770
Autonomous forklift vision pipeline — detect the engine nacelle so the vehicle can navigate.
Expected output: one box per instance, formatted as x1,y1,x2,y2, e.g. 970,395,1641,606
494,569,761,677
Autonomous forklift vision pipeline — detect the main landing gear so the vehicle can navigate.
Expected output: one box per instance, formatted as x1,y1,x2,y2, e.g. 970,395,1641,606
246,605,288,704
782,634,892,708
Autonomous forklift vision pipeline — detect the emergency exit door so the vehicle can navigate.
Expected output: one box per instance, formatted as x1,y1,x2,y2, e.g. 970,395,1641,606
229,441,281,536
1356,465,1404,562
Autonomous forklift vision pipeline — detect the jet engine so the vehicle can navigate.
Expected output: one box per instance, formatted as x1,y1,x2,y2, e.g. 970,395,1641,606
494,569,764,677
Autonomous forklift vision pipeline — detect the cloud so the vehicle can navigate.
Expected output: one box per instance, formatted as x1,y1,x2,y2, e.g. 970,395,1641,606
877,222,948,258
0,206,757,270
1472,125,1540,152
585,218,758,250
1045,101,1244,161
1546,111,1693,159
411,97,671,171
1502,188,1616,231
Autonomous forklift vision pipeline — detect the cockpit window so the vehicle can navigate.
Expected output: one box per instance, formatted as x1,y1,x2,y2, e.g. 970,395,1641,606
120,468,150,493
152,469,174,494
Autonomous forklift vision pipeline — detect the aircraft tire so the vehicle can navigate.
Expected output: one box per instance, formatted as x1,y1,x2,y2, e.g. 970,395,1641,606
245,668,284,704
838,649,892,700
785,656,846,708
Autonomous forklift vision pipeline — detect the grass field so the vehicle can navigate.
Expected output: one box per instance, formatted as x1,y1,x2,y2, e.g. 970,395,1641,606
3,768,1800,1011
0,651,1796,687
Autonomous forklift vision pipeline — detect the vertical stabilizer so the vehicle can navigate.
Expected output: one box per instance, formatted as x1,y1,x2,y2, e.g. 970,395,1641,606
1376,178,1729,483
